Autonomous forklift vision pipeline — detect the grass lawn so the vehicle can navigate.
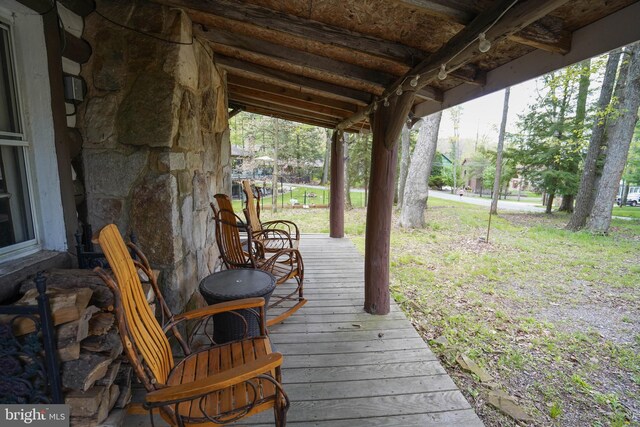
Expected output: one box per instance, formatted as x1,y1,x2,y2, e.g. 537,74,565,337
613,205,640,219
260,200,640,427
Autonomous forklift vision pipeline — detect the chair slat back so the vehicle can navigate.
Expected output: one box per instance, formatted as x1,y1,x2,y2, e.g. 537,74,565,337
241,180,262,232
212,194,254,268
96,224,174,386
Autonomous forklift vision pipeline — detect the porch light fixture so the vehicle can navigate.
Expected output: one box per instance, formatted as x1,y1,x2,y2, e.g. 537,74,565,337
383,98,390,107
438,64,447,80
396,87,403,96
409,75,420,87
478,32,491,53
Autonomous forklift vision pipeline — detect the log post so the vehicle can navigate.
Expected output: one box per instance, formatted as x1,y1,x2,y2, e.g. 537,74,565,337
364,92,415,314
329,130,345,238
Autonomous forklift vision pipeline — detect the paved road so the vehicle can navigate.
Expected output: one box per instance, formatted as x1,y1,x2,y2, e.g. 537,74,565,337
428,190,545,212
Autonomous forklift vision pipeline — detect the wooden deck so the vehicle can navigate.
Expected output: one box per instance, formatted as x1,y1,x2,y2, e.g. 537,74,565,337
126,235,483,426
248,235,483,426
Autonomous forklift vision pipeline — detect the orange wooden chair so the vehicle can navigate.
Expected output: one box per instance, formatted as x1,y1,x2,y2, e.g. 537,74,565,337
241,180,300,251
212,194,306,326
93,224,289,426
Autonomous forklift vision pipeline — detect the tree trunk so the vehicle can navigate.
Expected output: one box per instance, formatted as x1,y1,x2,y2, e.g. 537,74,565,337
364,92,415,315
490,88,510,214
345,134,352,209
399,112,443,228
397,123,411,210
560,60,591,214
559,195,574,212
588,44,640,233
546,193,554,213
568,51,621,229
272,119,279,213
320,129,331,185
622,182,630,205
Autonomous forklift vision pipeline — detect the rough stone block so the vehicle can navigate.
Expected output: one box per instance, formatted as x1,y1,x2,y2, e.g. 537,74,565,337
92,29,127,91
86,197,124,228
177,170,193,195
193,210,208,250
117,71,179,148
186,152,201,171
83,95,118,146
192,172,208,210
180,195,194,252
84,150,148,198
177,90,203,151
199,87,217,132
130,174,177,265
158,152,186,172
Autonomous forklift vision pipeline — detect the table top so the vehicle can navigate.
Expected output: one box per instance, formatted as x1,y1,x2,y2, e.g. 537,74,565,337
199,268,276,301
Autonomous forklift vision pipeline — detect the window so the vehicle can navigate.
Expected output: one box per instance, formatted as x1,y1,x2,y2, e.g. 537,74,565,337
0,22,36,253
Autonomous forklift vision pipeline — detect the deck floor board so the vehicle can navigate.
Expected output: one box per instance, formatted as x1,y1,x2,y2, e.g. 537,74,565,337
125,235,483,426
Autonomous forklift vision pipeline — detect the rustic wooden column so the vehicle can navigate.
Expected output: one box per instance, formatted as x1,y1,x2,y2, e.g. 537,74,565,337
364,92,415,314
329,130,344,238
43,7,83,250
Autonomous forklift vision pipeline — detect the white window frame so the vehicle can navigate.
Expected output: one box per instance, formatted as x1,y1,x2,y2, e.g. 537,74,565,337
0,2,67,261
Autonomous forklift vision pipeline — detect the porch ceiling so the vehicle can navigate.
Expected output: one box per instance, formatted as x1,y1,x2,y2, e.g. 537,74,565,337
153,0,639,131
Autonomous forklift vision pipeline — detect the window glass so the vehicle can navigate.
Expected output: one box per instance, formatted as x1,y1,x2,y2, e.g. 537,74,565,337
0,23,36,252
0,26,19,134
0,146,34,246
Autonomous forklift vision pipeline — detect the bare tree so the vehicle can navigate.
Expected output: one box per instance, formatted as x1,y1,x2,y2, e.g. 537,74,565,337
588,44,640,233
399,112,443,228
568,51,621,230
490,88,511,215
271,118,280,213
344,133,352,209
397,123,411,210
320,129,330,185
449,107,462,194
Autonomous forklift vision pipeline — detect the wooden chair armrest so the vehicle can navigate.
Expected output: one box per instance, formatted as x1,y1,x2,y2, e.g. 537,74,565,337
261,220,300,239
145,353,283,405
172,298,265,322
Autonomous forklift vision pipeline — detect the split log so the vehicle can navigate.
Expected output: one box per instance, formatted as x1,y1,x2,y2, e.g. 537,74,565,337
88,313,114,336
62,352,112,391
2,287,93,335
81,328,123,359
57,306,100,342
20,270,115,310
113,365,132,409
65,385,107,417
70,383,113,426
57,340,81,362
96,360,121,388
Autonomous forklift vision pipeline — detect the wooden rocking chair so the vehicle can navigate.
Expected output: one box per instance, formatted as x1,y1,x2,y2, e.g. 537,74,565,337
93,224,289,426
241,180,300,252
212,194,306,326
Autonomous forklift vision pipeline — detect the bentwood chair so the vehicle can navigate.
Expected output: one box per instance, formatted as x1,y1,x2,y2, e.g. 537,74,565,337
241,180,300,251
211,195,306,326
94,224,289,426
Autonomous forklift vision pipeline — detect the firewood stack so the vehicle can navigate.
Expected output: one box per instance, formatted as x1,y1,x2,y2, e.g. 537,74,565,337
14,269,157,427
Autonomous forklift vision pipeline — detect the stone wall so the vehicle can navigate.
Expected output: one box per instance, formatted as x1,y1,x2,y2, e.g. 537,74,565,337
78,0,230,311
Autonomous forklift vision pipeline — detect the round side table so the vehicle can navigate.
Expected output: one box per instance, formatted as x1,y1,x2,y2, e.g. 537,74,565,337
199,269,276,343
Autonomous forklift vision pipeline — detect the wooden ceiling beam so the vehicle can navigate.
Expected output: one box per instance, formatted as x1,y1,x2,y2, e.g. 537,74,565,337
216,55,374,105
228,84,355,119
239,104,367,133
338,0,571,130
196,26,395,87
449,64,487,86
395,0,571,54
227,75,360,114
154,0,425,64
229,95,343,124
